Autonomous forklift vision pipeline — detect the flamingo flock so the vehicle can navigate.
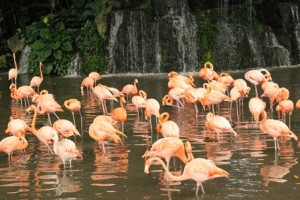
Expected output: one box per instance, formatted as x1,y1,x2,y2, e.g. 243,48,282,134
1,61,300,196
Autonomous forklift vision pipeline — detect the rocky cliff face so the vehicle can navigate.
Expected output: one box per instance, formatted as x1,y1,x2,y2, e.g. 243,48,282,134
106,0,300,73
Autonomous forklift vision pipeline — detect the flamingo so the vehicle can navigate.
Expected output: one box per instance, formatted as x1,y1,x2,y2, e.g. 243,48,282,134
260,111,298,151
26,104,58,154
5,116,32,138
93,84,118,114
144,98,160,136
162,87,186,108
132,90,147,117
167,71,194,89
121,78,138,101
142,137,194,169
111,94,127,132
156,112,180,138
9,83,37,107
88,71,101,86
205,112,237,140
51,133,82,168
248,97,266,124
244,68,272,97
275,99,294,128
8,52,18,88
217,72,234,88
270,87,289,109
296,99,300,110
261,81,279,114
89,120,127,153
81,76,94,94
184,87,207,114
64,98,82,128
35,90,63,125
30,61,43,93
52,119,81,138
198,61,219,82
0,134,28,162
144,157,229,194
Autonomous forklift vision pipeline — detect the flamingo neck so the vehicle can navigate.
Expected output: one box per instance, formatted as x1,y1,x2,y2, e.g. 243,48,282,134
13,53,18,70
148,157,188,182
39,62,43,79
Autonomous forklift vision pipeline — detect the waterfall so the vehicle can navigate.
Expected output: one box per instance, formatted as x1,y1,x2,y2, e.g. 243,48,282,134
65,52,81,77
107,0,199,73
263,27,290,66
108,11,124,73
18,45,31,74
290,4,300,63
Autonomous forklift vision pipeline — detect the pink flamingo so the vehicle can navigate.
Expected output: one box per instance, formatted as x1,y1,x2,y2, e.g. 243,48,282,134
93,84,118,114
198,61,219,82
156,112,180,138
88,71,101,86
121,78,138,101
248,97,266,124
52,119,81,138
10,83,37,107
205,112,237,140
0,134,28,162
8,52,18,88
275,99,294,128
30,62,43,93
260,111,298,151
145,157,229,194
142,137,194,169
132,90,147,117
81,76,94,94
244,68,272,97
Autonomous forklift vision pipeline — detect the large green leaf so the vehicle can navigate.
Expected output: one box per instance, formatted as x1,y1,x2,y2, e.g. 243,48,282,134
62,41,72,52
53,49,62,60
55,22,65,31
38,48,52,61
51,41,61,50
40,29,51,40
31,40,46,50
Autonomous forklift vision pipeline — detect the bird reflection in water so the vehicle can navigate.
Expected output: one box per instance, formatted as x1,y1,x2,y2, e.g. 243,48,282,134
90,144,128,189
260,140,298,191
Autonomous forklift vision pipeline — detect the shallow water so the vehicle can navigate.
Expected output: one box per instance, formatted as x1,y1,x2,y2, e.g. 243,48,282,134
1,66,300,199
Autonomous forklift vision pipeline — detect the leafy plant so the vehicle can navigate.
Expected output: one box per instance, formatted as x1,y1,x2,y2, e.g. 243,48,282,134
25,14,73,76
199,10,218,65
76,20,108,75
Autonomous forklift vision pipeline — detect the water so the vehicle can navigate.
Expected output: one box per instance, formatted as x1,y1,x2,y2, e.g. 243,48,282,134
1,66,300,199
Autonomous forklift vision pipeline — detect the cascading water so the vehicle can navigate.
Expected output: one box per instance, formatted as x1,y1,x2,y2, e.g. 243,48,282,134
107,0,199,73
290,4,300,64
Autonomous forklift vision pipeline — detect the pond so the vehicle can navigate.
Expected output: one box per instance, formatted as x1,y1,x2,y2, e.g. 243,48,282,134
0,66,300,199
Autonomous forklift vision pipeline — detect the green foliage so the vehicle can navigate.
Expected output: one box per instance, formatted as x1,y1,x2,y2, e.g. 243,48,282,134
200,10,217,65
0,55,9,72
76,20,108,75
7,33,25,53
25,14,73,76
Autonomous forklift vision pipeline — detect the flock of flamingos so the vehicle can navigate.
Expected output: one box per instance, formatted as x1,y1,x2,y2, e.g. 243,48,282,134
2,58,300,195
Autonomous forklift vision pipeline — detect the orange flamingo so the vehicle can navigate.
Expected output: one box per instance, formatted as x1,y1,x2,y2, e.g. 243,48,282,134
275,99,294,128
244,68,272,97
64,98,82,128
88,71,101,86
26,104,58,154
156,112,180,138
270,87,289,109
0,134,28,162
121,78,138,101
260,111,298,151
167,71,194,89
132,90,147,116
184,87,207,114
296,99,300,110
199,85,231,114
198,61,219,82
8,52,18,88
30,61,43,93
144,157,229,194
248,97,266,124
142,137,194,169
51,133,82,168
89,120,127,153
112,94,127,132
81,76,94,94
52,119,81,138
205,112,237,140
217,72,234,87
